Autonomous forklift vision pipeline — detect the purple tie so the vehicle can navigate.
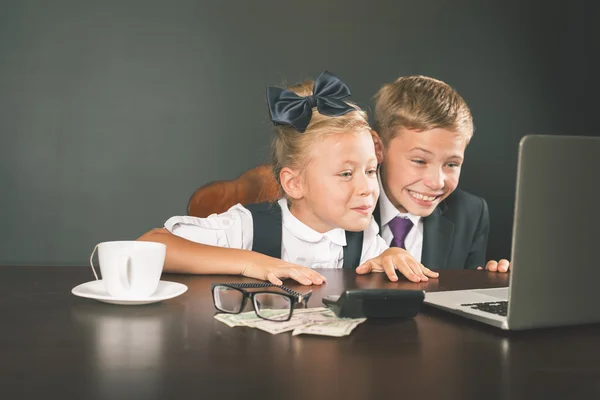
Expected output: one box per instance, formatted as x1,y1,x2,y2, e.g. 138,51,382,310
388,217,413,249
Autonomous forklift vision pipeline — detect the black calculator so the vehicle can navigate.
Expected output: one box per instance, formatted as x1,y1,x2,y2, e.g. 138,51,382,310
322,289,425,318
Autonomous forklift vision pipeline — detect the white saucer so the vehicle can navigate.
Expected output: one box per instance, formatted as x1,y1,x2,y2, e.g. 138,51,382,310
71,280,188,305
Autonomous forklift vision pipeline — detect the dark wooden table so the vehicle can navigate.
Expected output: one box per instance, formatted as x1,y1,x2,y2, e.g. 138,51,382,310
1,266,599,399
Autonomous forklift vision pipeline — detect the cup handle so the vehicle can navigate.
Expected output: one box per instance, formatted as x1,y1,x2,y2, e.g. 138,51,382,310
89,244,100,280
118,254,131,291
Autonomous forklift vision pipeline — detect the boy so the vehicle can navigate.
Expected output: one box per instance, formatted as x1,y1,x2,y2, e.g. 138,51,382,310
356,75,509,279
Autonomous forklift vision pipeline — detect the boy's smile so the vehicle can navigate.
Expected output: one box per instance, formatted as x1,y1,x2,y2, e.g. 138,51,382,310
379,127,468,217
407,189,443,205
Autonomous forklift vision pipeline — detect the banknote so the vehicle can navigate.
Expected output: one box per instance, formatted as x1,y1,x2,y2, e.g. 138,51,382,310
291,319,366,337
214,307,366,337
213,311,262,327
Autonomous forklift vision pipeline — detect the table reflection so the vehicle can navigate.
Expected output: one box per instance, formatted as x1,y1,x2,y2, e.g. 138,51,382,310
71,302,186,399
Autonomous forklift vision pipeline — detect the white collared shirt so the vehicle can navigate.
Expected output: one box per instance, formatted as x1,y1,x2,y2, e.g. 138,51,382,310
164,199,388,268
377,171,424,262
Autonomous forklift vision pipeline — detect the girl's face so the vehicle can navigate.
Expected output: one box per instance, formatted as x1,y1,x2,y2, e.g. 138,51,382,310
287,130,379,233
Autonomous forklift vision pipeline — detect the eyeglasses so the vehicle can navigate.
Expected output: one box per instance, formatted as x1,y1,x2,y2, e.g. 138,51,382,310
211,282,312,322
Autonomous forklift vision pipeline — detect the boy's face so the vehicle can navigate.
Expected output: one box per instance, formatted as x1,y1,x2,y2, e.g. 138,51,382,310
291,130,380,233
378,128,468,217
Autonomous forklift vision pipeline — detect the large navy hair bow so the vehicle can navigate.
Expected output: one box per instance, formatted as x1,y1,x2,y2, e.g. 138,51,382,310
266,71,355,133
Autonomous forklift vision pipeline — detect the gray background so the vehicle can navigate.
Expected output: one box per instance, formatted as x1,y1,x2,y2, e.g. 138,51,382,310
0,0,595,266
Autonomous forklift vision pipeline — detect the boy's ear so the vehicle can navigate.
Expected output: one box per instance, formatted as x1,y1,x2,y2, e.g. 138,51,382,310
371,130,385,164
279,167,304,200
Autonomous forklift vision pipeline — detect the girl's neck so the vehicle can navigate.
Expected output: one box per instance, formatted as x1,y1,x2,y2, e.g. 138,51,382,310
286,199,334,234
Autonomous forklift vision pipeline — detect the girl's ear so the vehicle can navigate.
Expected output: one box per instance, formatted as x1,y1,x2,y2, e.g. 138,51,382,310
371,130,385,164
279,167,304,200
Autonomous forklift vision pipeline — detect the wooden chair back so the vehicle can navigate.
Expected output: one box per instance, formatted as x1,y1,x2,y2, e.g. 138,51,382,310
187,164,280,217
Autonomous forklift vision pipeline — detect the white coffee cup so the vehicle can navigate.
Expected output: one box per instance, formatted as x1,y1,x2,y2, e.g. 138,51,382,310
90,241,166,298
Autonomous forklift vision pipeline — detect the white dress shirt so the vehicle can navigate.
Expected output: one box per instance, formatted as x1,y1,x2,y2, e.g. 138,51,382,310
164,199,388,268
377,172,424,262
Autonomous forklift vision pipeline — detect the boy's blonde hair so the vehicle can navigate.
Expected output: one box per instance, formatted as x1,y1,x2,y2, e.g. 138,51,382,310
374,75,474,146
271,80,371,189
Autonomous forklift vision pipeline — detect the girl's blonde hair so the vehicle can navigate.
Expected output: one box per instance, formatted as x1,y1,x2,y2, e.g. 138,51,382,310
271,80,371,189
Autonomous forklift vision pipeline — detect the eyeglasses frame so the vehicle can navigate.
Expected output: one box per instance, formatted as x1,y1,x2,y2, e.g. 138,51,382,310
210,282,313,322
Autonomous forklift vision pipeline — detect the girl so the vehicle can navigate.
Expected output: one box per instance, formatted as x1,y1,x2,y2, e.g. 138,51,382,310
138,71,437,285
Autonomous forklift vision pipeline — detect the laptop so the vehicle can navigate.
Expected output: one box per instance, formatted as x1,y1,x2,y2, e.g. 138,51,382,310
424,134,600,330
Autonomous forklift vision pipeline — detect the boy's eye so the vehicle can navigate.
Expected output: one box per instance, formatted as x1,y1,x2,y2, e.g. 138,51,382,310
339,171,353,178
411,159,426,165
446,163,461,168
366,168,377,176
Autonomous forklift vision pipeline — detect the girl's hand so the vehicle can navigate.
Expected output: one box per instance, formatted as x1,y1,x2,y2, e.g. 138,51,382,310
241,255,326,286
356,247,439,282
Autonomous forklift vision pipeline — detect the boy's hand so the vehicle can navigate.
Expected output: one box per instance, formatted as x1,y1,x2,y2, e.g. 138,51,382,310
356,247,439,283
241,258,326,286
477,259,510,273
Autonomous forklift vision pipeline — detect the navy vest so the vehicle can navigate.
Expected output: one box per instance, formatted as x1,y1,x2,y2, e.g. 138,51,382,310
246,202,363,269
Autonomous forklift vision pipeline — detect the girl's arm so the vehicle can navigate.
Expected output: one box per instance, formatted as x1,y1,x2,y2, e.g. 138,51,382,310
138,228,325,286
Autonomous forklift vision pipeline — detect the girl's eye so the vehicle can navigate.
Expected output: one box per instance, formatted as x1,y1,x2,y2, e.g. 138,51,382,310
412,159,426,165
366,168,377,176
340,171,352,178
446,163,461,168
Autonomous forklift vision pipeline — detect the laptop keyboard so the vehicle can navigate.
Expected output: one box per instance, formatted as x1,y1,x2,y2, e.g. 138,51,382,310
461,301,508,317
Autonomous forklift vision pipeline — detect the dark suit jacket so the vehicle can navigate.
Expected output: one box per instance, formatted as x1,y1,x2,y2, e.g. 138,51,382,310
375,188,489,270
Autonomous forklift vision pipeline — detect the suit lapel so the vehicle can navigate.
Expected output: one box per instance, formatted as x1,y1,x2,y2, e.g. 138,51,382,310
376,200,455,269
374,202,382,226
422,204,454,270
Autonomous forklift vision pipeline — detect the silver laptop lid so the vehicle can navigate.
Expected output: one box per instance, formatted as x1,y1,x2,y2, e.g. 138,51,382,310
508,135,600,330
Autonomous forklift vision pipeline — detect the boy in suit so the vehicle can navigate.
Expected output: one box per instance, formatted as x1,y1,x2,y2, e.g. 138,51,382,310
356,75,509,280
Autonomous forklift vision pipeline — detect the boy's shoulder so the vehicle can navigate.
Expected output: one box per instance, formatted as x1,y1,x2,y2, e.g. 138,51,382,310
441,188,487,215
